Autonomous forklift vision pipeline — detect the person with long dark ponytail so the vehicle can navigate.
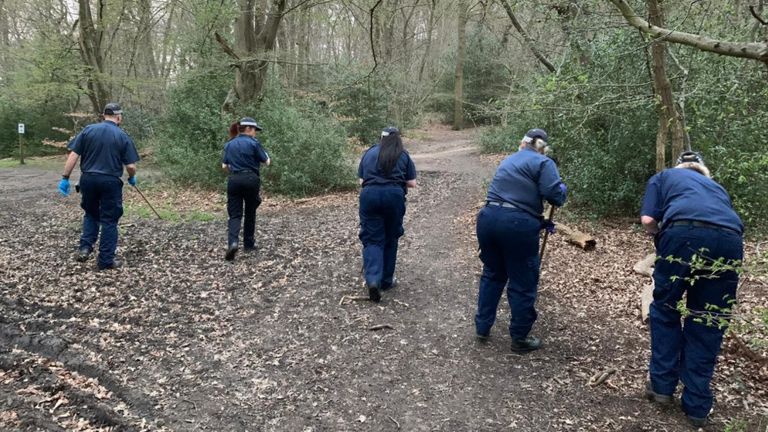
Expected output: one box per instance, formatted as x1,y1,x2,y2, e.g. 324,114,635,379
358,127,417,302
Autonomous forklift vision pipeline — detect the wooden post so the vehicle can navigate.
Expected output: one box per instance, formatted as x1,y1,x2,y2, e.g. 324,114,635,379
17,123,25,165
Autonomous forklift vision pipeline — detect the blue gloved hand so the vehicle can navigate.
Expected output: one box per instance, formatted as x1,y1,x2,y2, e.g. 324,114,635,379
127,176,137,186
58,178,70,196
542,219,556,235
559,182,567,195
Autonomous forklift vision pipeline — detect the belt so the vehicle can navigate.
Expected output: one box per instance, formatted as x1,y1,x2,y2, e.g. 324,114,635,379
667,220,741,235
486,201,517,209
230,170,257,175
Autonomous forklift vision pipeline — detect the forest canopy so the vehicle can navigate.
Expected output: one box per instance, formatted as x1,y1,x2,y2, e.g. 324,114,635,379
0,0,766,227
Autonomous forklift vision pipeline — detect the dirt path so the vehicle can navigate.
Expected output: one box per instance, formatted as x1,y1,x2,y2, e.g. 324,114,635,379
0,126,764,431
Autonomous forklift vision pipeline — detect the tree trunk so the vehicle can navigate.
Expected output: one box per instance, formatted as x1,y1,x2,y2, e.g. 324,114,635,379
499,0,556,72
417,0,436,81
78,0,111,114
0,0,8,47
138,0,158,78
222,0,287,113
453,0,468,130
648,0,684,170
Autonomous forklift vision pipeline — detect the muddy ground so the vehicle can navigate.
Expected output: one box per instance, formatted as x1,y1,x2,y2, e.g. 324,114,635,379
0,126,766,431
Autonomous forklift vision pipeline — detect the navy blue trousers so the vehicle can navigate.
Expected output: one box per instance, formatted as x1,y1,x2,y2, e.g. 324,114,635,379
227,173,262,248
475,205,541,340
649,225,742,419
359,186,405,289
78,173,124,269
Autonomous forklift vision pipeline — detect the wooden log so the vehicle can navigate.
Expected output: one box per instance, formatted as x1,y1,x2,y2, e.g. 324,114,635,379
633,253,656,277
634,253,656,322
641,283,654,323
557,223,597,251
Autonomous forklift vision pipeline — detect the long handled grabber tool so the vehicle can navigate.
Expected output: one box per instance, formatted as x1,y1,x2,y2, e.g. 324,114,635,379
539,205,556,261
132,185,162,220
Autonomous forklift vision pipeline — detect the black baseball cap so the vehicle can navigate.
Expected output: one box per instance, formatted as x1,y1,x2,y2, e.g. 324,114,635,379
240,117,263,131
523,128,548,145
676,151,704,165
103,103,122,115
381,126,400,137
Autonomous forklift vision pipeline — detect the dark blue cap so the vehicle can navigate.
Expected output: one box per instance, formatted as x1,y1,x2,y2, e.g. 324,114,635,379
103,103,122,115
523,128,548,145
381,126,399,137
676,151,704,165
240,117,263,131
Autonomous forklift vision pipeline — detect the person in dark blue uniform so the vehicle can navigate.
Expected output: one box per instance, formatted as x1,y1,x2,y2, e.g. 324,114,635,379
640,151,743,428
358,127,417,302
222,117,271,261
474,128,567,353
58,103,140,270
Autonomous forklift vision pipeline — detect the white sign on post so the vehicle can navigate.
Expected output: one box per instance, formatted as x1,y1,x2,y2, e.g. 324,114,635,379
17,123,25,134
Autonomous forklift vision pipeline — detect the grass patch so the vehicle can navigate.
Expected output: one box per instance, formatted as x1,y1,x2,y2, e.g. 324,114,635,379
0,156,63,170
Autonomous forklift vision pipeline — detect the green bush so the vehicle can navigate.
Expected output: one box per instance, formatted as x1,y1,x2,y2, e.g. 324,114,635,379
156,68,355,196
155,67,231,187
478,26,768,230
252,81,356,196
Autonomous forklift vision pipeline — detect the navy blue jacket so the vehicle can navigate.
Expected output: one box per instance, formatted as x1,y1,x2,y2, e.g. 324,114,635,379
358,145,417,191
68,120,139,178
486,147,566,218
222,134,269,174
641,168,743,234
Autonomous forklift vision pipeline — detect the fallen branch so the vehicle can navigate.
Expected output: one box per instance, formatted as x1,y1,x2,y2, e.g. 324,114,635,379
633,253,656,277
367,324,394,331
557,223,597,251
339,295,370,305
640,283,654,323
588,368,617,386
731,333,768,365
388,415,400,429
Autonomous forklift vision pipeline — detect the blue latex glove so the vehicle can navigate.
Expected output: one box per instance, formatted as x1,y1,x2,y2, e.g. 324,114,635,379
58,178,70,196
559,182,568,195
542,219,556,235
127,176,137,186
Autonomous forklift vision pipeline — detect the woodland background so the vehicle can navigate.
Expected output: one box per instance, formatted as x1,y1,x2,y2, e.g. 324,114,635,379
0,0,767,227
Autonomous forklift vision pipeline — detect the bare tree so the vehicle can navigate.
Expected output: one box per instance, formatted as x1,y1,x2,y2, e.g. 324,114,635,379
498,0,555,72
217,0,288,113
608,0,768,64
77,0,111,113
453,0,468,130
647,0,685,171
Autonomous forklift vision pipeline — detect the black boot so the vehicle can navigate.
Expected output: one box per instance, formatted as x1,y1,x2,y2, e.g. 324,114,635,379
76,247,93,262
510,336,542,353
368,283,381,303
99,260,122,271
645,382,673,406
225,243,238,261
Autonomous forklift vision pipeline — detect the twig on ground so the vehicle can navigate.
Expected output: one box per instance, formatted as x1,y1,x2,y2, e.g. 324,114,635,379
340,295,371,305
182,399,197,410
588,368,617,386
393,299,409,308
388,415,400,429
368,324,394,331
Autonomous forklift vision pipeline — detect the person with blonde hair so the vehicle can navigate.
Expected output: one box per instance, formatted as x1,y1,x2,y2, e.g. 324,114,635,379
640,151,743,428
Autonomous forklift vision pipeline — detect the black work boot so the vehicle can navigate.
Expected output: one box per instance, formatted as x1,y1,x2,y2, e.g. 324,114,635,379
687,416,707,428
76,247,93,262
225,243,238,261
645,382,673,406
99,260,122,271
368,283,381,303
510,336,542,353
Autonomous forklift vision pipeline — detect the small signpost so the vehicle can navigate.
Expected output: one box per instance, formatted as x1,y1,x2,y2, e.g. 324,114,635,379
17,123,25,165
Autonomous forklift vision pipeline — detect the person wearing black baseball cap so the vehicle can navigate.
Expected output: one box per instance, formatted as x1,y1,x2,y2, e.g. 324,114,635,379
58,102,140,270
474,128,567,353
221,117,270,261
357,126,417,302
640,150,743,428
